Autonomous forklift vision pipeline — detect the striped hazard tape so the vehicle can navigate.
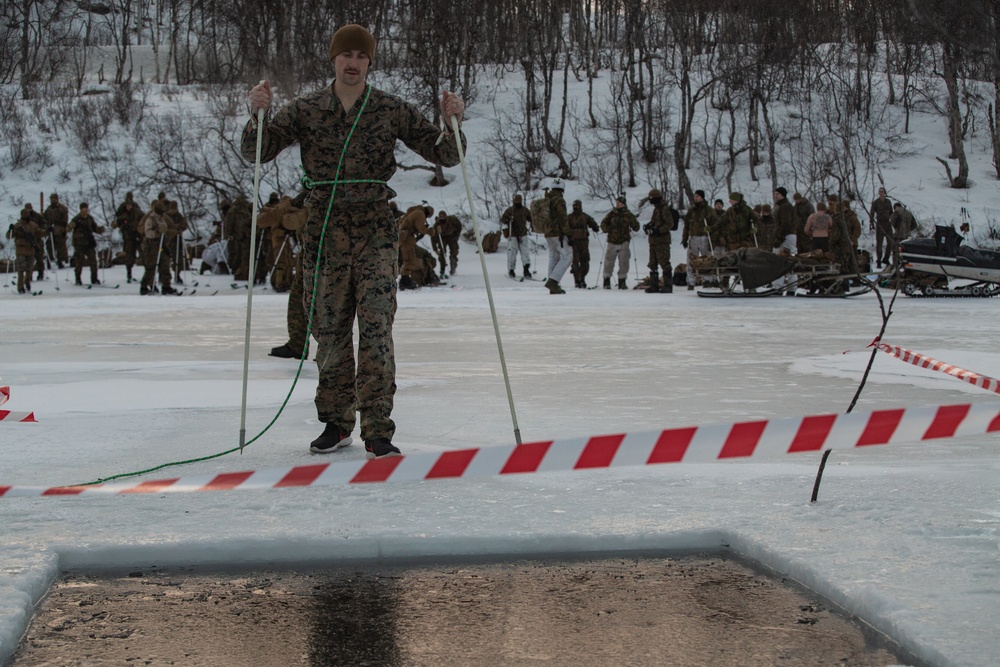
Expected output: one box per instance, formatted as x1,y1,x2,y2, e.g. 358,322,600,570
874,343,1000,394
1,401,998,498
0,386,36,424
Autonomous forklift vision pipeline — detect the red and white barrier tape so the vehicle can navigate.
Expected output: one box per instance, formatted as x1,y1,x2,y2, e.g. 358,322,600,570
0,386,36,424
2,401,997,498
874,344,1000,394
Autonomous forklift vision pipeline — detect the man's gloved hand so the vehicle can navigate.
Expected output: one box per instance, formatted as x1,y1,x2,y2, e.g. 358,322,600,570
643,223,653,234
681,240,688,249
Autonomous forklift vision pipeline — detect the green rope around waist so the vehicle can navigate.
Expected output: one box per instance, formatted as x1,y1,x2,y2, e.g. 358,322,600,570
299,171,388,190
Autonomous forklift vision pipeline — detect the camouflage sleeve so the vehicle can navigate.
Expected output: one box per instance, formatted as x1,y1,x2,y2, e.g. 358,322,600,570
628,211,640,232
395,99,466,168
240,101,301,164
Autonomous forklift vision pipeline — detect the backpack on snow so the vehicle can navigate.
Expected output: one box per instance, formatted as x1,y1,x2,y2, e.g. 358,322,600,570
530,197,552,236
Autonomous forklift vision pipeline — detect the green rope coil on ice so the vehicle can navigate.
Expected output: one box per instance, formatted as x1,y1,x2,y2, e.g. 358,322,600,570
76,85,377,487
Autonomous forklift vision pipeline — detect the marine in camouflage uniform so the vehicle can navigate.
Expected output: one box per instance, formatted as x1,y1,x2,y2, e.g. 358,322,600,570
643,188,675,293
682,190,715,289
543,181,571,294
567,199,598,288
721,192,756,251
165,200,189,284
138,200,177,295
22,204,47,280
869,188,894,267
771,188,798,293
6,210,42,293
398,204,437,288
225,195,253,280
432,210,462,276
242,24,465,457
600,196,640,289
69,203,105,285
500,194,532,279
43,194,70,268
113,192,144,283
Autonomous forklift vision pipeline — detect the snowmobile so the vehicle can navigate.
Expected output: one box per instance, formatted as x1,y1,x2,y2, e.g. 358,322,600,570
898,225,1000,298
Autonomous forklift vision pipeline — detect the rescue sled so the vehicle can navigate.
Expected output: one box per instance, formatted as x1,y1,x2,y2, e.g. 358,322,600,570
693,248,871,298
898,226,1000,298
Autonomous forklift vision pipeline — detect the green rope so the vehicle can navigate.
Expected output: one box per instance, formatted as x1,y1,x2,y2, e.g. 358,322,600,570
76,85,378,487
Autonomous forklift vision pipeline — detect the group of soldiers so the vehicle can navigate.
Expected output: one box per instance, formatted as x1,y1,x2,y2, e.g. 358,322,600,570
493,182,919,295
3,191,194,295
5,194,109,294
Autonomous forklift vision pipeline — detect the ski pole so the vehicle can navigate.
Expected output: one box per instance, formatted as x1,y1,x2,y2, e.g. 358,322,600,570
593,233,606,289
48,232,60,291
240,83,266,452
151,233,165,293
265,234,289,288
449,113,522,446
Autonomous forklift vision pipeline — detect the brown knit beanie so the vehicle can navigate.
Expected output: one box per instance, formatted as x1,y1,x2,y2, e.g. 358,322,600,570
328,25,376,62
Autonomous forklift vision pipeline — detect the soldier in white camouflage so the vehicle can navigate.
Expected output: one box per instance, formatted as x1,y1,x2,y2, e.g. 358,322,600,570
243,24,465,459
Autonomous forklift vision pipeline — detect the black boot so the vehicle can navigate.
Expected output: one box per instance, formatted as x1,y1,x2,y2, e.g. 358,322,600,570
545,278,565,294
523,265,532,279
603,277,611,290
644,272,660,293
399,275,418,290
270,343,306,359
618,278,627,290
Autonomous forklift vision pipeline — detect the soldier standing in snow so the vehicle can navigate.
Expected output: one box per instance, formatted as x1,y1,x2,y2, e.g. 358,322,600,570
567,199,599,289
138,200,177,295
600,195,640,290
6,209,42,294
113,192,144,283
501,193,533,280
643,188,676,293
869,187,894,268
69,203,104,286
433,210,462,277
43,193,70,269
682,190,715,290
243,24,465,458
542,180,572,294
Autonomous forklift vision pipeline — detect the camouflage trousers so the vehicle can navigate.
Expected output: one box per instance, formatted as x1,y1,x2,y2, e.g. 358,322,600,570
301,199,398,442
570,238,591,282
51,233,69,263
438,235,459,274
140,237,172,290
647,238,671,277
122,232,140,268
73,244,98,283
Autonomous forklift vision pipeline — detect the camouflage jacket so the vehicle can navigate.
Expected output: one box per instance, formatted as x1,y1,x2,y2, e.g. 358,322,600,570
139,211,174,241
438,215,462,241
646,202,675,242
6,219,42,257
501,204,531,239
398,206,435,241
545,191,570,238
600,208,639,245
240,83,465,211
721,201,756,247
567,210,598,240
870,197,893,222
772,197,796,245
114,202,144,237
225,198,252,240
890,208,916,239
69,214,104,248
43,203,69,235
682,200,716,241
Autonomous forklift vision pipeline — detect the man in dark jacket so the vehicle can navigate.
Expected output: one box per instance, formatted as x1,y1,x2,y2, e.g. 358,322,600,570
567,199,598,288
501,194,533,279
69,203,105,286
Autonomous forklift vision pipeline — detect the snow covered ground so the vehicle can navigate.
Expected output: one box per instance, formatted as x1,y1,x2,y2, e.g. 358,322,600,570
1,247,998,665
